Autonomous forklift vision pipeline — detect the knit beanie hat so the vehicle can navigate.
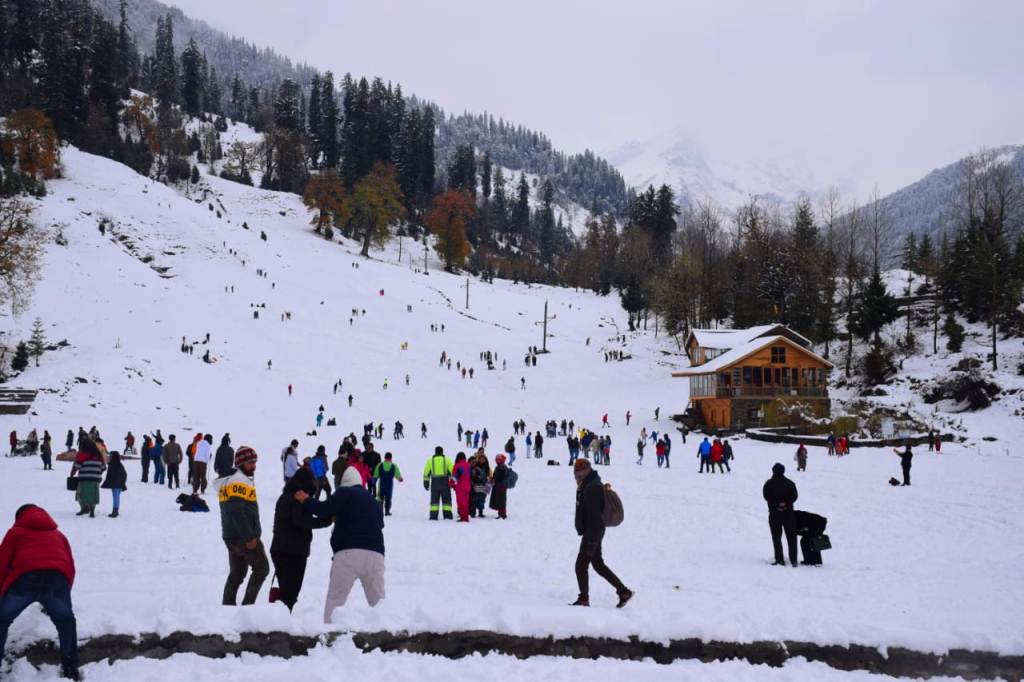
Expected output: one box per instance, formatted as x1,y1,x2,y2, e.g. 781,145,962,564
574,459,592,473
772,462,785,475
234,446,258,467
340,467,362,488
434,446,444,455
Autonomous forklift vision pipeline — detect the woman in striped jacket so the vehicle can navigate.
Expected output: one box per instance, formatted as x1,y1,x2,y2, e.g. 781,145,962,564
71,438,106,518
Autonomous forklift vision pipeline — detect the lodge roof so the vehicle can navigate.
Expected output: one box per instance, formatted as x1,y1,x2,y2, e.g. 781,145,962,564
686,324,812,351
672,335,834,377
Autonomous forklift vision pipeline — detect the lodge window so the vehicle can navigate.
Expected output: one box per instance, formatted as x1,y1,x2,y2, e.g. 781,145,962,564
752,367,762,386
771,346,786,364
742,367,752,384
732,368,741,386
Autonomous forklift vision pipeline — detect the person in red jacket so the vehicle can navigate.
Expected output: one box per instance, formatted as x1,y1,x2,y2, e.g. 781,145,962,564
451,452,472,522
711,438,725,473
0,504,79,680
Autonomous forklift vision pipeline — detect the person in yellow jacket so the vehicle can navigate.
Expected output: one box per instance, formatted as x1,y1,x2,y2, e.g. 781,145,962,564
422,446,454,520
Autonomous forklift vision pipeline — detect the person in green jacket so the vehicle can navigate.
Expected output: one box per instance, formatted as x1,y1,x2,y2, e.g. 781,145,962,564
373,452,404,516
422,446,453,520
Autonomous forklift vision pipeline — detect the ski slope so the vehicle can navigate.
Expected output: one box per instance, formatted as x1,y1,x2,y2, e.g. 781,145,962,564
1,147,1022,679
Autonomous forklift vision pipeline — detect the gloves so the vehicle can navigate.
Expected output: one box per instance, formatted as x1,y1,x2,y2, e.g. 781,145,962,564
423,480,429,491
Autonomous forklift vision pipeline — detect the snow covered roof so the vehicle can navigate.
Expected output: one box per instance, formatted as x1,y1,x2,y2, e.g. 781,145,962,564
686,324,811,351
672,335,833,377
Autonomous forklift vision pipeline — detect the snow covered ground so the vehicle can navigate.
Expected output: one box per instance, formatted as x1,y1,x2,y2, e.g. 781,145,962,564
1,146,1022,679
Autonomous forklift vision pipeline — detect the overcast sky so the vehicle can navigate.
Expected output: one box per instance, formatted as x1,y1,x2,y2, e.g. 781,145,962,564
164,0,1023,198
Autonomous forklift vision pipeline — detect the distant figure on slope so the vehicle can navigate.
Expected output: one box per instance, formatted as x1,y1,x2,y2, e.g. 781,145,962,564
763,463,799,567
348,394,354,407
163,434,183,489
490,454,510,519
698,437,711,473
571,459,632,608
421,423,428,438
0,504,80,680
288,384,293,396
316,412,324,428
601,414,609,428
794,443,808,472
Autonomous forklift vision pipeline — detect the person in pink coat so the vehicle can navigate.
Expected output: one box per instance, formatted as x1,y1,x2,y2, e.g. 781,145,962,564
451,452,473,522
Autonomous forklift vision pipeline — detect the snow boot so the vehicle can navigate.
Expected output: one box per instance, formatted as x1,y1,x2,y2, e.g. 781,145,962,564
109,509,119,518
60,659,80,681
616,589,634,609
88,508,95,518
570,597,589,607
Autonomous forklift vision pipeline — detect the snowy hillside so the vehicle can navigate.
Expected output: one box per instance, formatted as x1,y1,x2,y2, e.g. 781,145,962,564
1,147,1023,679
604,131,844,212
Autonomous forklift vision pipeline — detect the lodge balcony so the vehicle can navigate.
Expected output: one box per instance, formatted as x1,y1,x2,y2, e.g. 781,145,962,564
714,386,829,399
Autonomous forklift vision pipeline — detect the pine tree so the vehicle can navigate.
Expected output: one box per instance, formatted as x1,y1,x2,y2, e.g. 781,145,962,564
510,173,530,244
943,313,964,352
229,75,245,121
116,0,136,89
180,38,205,116
901,231,918,272
787,198,822,338
153,14,178,107
850,267,899,346
538,179,556,259
206,66,222,116
480,152,492,200
28,316,44,366
11,340,29,372
274,79,302,132
306,73,322,168
446,145,476,197
319,72,339,169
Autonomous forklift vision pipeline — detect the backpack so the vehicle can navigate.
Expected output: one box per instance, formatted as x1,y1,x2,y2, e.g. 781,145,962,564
505,468,519,489
601,483,624,527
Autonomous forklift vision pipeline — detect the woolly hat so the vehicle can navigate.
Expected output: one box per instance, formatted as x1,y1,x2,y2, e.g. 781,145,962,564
434,446,444,455
340,467,362,488
234,446,258,467
574,459,592,473
772,462,785,475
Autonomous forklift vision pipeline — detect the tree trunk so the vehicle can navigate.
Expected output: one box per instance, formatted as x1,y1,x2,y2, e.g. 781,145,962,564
360,226,371,257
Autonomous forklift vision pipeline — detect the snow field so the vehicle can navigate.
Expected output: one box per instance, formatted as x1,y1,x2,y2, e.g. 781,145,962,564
0,146,1022,675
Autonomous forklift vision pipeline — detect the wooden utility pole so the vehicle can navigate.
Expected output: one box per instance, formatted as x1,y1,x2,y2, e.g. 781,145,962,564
465,277,470,310
542,300,549,352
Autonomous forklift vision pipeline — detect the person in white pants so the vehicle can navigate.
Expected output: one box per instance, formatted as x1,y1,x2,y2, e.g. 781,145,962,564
294,466,386,623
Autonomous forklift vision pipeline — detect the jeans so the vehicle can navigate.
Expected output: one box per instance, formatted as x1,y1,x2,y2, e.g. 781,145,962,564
111,487,122,510
223,540,270,605
0,571,77,664
575,537,626,600
153,458,166,485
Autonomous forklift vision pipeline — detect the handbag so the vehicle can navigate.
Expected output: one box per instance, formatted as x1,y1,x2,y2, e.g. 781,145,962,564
810,534,832,552
66,476,79,491
268,573,280,603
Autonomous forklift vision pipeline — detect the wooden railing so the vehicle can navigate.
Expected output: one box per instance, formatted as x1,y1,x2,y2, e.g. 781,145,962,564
714,387,828,399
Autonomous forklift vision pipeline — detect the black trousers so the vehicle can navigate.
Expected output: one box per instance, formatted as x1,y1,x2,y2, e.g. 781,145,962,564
769,510,797,565
270,551,308,611
223,540,270,605
166,463,180,489
902,465,911,486
140,455,150,482
575,537,626,599
429,476,453,519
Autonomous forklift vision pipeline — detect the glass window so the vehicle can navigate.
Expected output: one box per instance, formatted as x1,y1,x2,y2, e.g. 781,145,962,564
742,367,752,385
732,368,741,386
753,367,762,386
771,346,786,364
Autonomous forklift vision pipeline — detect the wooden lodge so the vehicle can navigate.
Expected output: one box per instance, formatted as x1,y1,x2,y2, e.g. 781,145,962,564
672,324,833,431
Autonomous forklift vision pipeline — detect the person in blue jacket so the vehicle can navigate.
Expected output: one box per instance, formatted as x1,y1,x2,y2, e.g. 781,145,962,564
310,446,331,498
698,437,712,473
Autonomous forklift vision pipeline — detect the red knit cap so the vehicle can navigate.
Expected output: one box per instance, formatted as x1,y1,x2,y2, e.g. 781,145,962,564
234,446,258,467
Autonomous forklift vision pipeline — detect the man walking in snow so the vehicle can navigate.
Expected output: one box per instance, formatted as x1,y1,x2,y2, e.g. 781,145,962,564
763,463,799,567
571,460,632,608
217,446,270,605
193,434,213,495
422,446,454,520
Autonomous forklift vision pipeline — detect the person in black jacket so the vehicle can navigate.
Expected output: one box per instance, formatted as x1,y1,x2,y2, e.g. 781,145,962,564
214,434,235,478
571,459,632,608
363,444,382,498
763,463,799,567
893,445,913,486
270,468,332,611
794,510,828,566
100,452,128,518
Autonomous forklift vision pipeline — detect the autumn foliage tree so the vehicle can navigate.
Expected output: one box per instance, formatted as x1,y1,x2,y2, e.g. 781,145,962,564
2,109,59,179
0,197,44,314
303,170,349,240
349,162,406,257
121,95,159,152
425,190,474,272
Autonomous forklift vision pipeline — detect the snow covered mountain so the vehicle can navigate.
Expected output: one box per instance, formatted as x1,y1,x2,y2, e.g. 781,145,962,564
604,131,838,212
867,144,1024,240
